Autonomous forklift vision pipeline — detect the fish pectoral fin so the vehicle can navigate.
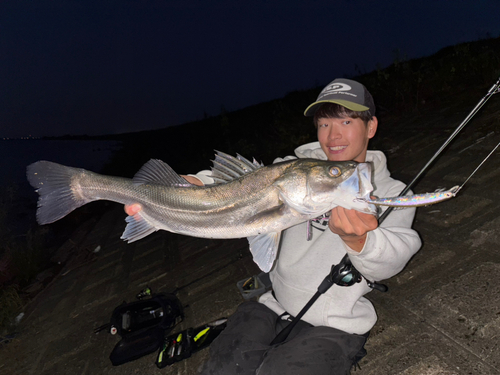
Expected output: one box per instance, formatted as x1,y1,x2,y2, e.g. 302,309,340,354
247,232,281,272
121,212,158,243
245,204,285,271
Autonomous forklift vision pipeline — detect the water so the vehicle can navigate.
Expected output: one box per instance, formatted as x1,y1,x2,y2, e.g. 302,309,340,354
0,139,122,234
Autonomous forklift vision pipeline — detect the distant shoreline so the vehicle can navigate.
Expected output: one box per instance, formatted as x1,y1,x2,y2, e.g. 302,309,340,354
1,135,122,141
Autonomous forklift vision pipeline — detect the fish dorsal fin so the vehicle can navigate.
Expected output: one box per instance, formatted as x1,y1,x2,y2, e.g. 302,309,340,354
133,159,191,186
210,151,263,183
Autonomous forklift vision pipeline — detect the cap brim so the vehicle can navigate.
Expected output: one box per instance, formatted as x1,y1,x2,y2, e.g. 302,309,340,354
304,100,370,116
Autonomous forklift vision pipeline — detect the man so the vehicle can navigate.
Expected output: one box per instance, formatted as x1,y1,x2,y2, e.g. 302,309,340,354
126,78,421,374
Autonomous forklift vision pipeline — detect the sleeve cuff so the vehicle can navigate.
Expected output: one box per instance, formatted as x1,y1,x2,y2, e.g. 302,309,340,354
343,231,371,256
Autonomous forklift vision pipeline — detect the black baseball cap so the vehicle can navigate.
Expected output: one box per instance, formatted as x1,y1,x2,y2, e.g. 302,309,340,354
304,78,376,117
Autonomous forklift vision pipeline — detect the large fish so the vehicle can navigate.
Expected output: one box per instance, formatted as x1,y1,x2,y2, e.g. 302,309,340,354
27,152,376,272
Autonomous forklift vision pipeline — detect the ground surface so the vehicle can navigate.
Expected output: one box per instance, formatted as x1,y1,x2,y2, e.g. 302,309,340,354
1,94,499,374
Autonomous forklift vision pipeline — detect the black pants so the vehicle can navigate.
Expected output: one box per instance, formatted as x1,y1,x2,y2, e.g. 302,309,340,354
198,301,368,375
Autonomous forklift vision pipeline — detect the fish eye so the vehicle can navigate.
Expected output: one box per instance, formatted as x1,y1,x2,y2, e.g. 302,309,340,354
329,166,341,177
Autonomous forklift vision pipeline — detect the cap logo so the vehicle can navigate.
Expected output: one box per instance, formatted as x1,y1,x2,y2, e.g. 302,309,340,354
320,82,357,98
324,83,351,92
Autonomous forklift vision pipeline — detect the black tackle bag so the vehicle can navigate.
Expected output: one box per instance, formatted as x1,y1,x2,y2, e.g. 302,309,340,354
108,293,183,366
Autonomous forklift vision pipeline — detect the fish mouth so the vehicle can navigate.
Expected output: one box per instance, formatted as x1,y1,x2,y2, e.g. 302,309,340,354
342,162,377,214
355,163,374,199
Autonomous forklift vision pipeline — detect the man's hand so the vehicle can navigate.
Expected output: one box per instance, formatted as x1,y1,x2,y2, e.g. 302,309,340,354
328,206,378,252
124,175,203,216
124,203,142,216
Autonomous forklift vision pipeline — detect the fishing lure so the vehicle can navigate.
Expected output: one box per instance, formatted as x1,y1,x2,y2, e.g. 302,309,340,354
305,185,460,240
356,185,460,207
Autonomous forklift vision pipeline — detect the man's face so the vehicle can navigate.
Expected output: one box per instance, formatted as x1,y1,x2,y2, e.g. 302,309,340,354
317,116,378,162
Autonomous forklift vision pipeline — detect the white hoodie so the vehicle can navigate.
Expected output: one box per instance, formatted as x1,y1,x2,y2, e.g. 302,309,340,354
191,142,422,335
259,142,422,335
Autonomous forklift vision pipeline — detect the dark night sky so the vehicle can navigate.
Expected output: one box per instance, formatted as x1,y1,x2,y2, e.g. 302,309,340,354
2,0,500,138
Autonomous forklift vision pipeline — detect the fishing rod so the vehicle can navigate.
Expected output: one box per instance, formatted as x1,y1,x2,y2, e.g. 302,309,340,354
270,75,500,346
378,75,500,223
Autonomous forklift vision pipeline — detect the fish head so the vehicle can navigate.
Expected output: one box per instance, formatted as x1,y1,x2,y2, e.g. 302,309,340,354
275,159,378,216
328,161,378,215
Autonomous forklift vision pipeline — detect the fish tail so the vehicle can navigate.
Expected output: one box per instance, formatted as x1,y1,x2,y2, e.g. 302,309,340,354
27,161,94,225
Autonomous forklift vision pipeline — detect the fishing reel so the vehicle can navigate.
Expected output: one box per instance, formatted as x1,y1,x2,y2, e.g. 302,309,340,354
319,254,388,293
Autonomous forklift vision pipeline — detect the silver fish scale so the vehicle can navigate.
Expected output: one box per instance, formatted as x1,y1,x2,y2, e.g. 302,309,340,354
146,180,283,238
70,164,286,239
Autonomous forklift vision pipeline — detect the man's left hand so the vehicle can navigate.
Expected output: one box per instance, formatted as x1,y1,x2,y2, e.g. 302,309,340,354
328,206,379,252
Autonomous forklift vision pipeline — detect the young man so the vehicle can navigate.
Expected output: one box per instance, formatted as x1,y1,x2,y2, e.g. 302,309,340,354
126,78,421,374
